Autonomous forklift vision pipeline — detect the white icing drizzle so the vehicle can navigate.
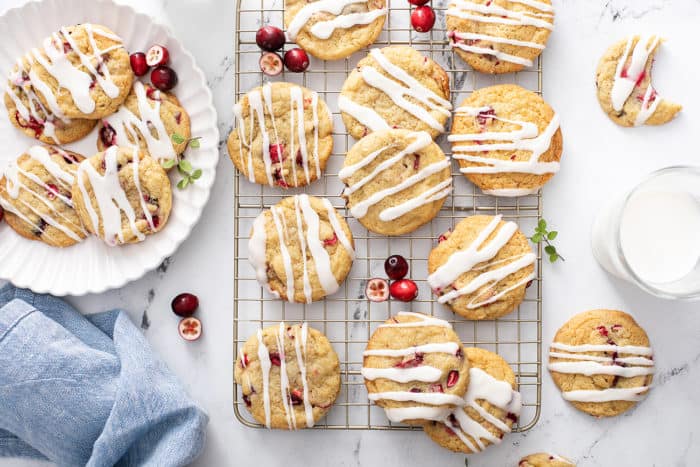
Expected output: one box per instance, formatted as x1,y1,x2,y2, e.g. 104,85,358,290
384,406,452,423
287,0,387,40
361,366,443,383
294,323,314,427
256,329,273,428
76,147,147,245
248,213,280,298
363,342,460,357
549,341,655,402
233,84,322,186
450,32,540,67
368,391,465,406
337,95,390,133
378,311,453,329
31,25,124,115
428,215,535,308
321,197,356,260
101,82,177,164
610,35,662,126
442,367,522,453
339,131,452,222
274,323,296,430
450,106,560,175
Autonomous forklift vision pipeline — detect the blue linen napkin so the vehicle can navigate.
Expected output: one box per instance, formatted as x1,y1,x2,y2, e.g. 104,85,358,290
0,284,208,466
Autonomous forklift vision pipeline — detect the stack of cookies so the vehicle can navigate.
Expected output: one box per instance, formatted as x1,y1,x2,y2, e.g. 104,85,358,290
1,23,192,248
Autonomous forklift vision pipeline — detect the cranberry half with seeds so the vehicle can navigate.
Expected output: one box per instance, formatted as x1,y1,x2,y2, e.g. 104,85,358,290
178,317,202,341
146,45,170,67
365,278,389,302
171,293,199,317
259,52,283,77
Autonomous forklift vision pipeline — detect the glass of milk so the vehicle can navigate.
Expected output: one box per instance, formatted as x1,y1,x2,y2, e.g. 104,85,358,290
591,167,700,299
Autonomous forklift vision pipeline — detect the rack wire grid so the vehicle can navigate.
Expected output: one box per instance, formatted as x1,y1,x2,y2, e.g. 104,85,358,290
233,0,544,431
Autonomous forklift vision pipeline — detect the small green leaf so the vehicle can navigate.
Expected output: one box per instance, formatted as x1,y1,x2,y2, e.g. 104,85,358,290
171,133,185,144
531,233,543,243
189,137,201,149
549,254,558,263
177,178,189,190
191,169,202,180
538,219,547,230
178,159,193,173
544,245,556,255
547,231,558,240
161,158,177,169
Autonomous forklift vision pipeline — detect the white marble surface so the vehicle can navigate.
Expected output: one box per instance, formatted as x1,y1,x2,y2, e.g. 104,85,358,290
2,0,700,465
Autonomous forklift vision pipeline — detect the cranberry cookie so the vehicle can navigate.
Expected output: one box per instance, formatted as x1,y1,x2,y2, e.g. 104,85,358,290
361,312,470,426
235,322,341,429
340,129,452,236
519,453,576,467
0,145,87,247
548,309,654,417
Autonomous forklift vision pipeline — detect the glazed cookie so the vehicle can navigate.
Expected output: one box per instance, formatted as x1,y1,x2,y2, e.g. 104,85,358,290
428,215,535,320
4,56,96,144
446,0,554,74
361,312,470,426
29,24,133,119
0,145,87,247
424,347,521,453
235,322,341,429
339,46,452,140
449,84,563,196
285,0,387,60
228,82,333,188
71,147,172,246
596,35,681,127
519,453,576,467
548,309,654,417
249,194,355,303
339,130,452,236
97,81,191,167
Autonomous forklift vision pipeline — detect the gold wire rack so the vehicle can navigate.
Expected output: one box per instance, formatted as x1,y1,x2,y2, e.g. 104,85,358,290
233,0,543,430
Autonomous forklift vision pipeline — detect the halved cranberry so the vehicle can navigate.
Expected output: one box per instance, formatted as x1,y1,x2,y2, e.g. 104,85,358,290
129,52,149,76
259,52,283,77
145,86,161,101
446,370,459,388
99,122,117,147
295,150,304,166
394,353,424,368
323,233,338,246
365,278,390,302
290,389,304,405
178,317,202,341
429,383,444,393
269,352,282,366
146,45,170,67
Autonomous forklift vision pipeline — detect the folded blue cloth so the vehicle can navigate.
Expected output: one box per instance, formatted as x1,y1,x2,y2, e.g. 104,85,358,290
0,285,208,466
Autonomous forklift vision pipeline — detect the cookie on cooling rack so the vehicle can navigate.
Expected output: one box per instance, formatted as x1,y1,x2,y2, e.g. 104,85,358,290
97,82,191,168
0,145,87,248
596,35,681,127
30,24,133,119
424,347,521,454
519,453,577,467
285,0,387,60
235,322,341,429
446,0,554,74
4,56,96,145
361,311,470,426
228,82,334,188
339,129,452,236
72,147,172,246
428,215,535,320
449,84,563,197
248,194,355,303
548,309,654,418
339,46,452,140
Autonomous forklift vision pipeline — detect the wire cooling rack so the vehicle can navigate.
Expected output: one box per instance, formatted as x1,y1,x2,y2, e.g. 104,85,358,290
233,0,544,430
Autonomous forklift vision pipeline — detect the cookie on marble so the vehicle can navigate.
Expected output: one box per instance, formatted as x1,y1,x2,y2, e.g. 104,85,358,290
339,46,452,140
235,322,341,429
361,311,470,426
428,215,535,320
4,56,96,145
424,347,521,453
285,0,387,60
596,35,681,127
228,82,334,188
340,129,452,236
30,24,133,119
71,147,172,246
449,84,563,197
446,0,554,74
97,81,191,168
0,145,87,247
248,194,355,303
548,309,654,418
519,453,576,467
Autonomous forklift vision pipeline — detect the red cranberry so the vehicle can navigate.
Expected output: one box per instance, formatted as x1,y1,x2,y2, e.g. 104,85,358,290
430,383,444,393
366,278,389,302
178,317,202,341
290,389,304,405
146,44,170,67
389,279,418,302
409,0,430,4
411,6,436,33
284,48,310,73
477,107,496,126
171,293,199,317
385,255,409,280
129,52,149,76
242,394,252,407
269,143,284,163
259,52,283,76
150,66,178,91
446,370,459,388
438,229,451,243
323,233,338,246
269,352,282,366
256,25,286,52
394,353,424,368
45,183,58,200
596,325,609,337
99,122,117,147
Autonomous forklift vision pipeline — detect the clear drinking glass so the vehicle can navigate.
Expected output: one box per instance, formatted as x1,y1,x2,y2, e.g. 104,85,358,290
591,166,700,300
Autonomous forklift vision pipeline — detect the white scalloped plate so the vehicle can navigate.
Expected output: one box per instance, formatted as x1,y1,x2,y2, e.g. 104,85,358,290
0,0,219,296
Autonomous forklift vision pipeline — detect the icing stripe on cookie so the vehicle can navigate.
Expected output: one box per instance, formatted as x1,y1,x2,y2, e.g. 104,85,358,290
287,0,387,41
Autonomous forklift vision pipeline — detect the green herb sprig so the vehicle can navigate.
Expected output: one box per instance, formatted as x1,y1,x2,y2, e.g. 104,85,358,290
530,219,564,263
162,133,203,189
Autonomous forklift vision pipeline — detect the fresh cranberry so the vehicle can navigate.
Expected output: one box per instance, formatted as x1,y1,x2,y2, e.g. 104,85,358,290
129,52,149,76
323,233,338,246
15,111,44,137
290,389,304,405
409,0,429,4
256,25,286,52
151,216,160,230
384,255,409,280
259,51,283,76
150,66,178,91
438,229,451,243
99,122,117,147
45,183,58,200
446,370,459,388
269,352,282,366
394,353,424,368
146,45,170,67
178,317,202,341
171,292,199,317
269,143,284,163
389,279,418,302
284,48,310,73
366,278,390,302
411,6,436,33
